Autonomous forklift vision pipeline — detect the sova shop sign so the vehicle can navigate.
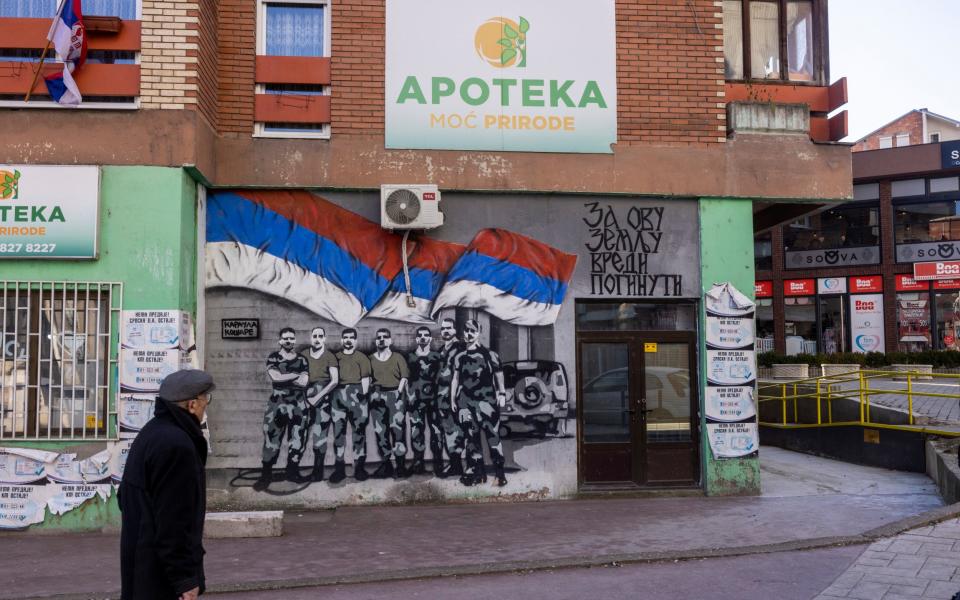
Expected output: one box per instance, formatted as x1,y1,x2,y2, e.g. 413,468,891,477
0,165,99,259
385,0,617,154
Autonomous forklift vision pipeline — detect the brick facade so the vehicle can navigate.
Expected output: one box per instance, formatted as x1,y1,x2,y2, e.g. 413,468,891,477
140,0,200,110
852,111,922,152
216,0,255,135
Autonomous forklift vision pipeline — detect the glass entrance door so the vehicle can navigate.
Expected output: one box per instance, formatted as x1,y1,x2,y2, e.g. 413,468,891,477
578,332,698,487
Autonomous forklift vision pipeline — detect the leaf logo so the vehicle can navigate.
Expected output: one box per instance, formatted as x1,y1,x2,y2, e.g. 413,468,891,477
475,16,529,68
0,169,20,200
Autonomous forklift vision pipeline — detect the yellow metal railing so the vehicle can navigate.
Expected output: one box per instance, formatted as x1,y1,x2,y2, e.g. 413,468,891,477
757,369,960,435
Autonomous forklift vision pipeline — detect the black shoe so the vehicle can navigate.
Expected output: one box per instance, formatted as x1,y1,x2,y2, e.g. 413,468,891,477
253,462,273,491
493,465,507,487
395,457,409,479
476,463,488,484
329,462,347,484
354,458,369,481
443,456,463,478
312,452,325,482
372,460,394,479
459,472,477,486
410,456,427,475
286,463,310,484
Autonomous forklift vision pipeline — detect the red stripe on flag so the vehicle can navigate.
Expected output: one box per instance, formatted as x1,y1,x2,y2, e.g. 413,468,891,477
407,236,465,272
467,229,578,283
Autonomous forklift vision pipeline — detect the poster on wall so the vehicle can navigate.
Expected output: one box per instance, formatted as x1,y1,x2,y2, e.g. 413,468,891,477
121,310,195,351
385,0,617,153
850,293,885,353
0,165,99,259
703,283,759,459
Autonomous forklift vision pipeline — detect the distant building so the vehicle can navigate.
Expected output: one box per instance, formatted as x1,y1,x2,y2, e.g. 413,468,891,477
853,108,960,152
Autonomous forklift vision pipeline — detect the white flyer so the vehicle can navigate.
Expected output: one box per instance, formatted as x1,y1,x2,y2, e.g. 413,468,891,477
704,386,756,422
706,350,756,385
707,422,759,458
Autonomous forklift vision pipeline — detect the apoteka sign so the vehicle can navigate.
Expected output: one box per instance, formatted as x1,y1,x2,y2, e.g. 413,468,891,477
385,0,617,153
0,165,99,259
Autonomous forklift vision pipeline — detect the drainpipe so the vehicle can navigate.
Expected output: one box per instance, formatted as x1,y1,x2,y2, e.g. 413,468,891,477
922,109,928,144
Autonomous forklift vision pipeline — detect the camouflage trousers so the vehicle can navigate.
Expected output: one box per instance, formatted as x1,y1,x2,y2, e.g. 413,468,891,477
435,385,465,458
458,392,504,473
407,380,442,457
306,382,334,461
331,384,369,461
261,389,308,465
370,387,407,460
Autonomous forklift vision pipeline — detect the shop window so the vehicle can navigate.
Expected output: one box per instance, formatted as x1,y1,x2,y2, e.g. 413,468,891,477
754,231,773,271
255,0,331,139
783,203,879,252
1,282,120,441
895,199,960,244
897,293,931,352
935,291,960,351
755,298,775,352
784,297,816,355
818,295,846,354
723,0,823,83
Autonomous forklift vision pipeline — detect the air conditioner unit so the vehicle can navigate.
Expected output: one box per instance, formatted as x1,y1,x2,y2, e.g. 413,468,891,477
380,184,444,230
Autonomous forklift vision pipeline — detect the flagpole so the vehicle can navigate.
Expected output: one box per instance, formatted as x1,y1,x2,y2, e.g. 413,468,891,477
25,0,69,103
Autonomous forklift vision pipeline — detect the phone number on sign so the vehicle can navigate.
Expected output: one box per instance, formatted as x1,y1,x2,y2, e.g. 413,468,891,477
0,243,57,253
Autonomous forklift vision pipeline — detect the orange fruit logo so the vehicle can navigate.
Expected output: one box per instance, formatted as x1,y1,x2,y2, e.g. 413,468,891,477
475,16,529,68
0,169,20,200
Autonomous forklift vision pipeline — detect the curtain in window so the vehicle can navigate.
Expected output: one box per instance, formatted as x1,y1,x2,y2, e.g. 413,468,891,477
787,1,814,80
722,1,743,79
266,4,324,57
749,1,780,79
0,0,135,18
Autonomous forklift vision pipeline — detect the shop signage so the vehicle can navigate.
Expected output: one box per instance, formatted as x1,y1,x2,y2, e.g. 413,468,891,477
785,246,879,269
0,165,99,259
817,277,847,295
850,293,885,353
849,275,883,293
754,281,773,298
943,140,960,169
783,279,815,296
897,241,960,263
933,278,960,290
914,260,960,281
221,318,260,340
895,274,928,291
385,0,617,153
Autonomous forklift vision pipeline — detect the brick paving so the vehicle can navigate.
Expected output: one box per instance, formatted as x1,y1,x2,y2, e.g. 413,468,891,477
815,519,960,599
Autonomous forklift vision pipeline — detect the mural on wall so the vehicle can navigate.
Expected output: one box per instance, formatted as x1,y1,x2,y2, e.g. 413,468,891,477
205,190,578,492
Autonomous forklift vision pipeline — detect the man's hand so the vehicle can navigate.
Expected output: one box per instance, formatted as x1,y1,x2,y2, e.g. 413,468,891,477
496,391,507,409
295,373,309,387
179,587,199,600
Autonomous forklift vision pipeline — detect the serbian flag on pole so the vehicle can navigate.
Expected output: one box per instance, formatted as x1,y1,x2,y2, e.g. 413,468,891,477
44,0,87,106
367,237,466,323
431,229,578,326
205,190,406,327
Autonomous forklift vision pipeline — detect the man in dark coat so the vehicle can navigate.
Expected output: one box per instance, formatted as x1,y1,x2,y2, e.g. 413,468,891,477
120,369,213,600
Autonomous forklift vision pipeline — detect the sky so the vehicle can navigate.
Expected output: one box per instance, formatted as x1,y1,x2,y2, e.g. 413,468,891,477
829,0,960,141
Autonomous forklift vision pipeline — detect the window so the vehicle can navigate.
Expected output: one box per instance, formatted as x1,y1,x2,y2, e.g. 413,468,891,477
930,132,941,143
755,298,775,350
784,297,816,355
895,133,910,147
0,0,137,18
897,293,931,352
1,282,121,441
935,291,960,351
256,0,330,139
879,136,893,149
783,203,879,252
754,231,773,271
723,0,823,83
895,199,960,244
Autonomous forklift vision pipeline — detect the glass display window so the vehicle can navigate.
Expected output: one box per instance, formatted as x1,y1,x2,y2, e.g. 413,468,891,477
895,198,960,244
818,295,847,354
755,298,775,353
783,296,816,355
934,291,960,350
784,203,879,252
897,293,931,352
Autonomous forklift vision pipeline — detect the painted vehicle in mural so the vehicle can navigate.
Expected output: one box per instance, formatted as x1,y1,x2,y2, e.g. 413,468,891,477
499,360,570,438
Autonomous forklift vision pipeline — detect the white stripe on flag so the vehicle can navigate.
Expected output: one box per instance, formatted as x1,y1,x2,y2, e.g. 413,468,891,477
366,292,435,324
430,280,562,326
205,241,368,327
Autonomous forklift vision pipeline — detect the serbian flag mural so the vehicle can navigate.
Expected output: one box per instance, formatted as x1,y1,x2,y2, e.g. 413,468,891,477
206,190,405,327
431,229,577,326
44,0,87,106
367,237,466,323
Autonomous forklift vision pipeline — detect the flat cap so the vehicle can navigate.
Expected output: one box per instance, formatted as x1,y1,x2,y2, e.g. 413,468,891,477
158,369,215,402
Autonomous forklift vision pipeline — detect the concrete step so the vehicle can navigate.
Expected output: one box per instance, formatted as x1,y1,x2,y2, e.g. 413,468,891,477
205,510,283,538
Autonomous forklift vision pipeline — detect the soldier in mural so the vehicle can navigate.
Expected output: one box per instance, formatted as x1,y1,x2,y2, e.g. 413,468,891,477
330,328,372,483
451,319,508,487
254,327,310,491
301,326,340,482
368,328,411,478
434,317,465,478
406,326,444,476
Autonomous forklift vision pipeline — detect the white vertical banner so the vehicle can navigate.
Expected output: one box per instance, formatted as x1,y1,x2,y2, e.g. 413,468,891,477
850,294,885,353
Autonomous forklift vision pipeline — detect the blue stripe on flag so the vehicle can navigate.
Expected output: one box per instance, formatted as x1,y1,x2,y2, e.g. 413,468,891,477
445,251,569,306
206,192,389,311
387,267,441,300
44,74,68,102
61,0,80,28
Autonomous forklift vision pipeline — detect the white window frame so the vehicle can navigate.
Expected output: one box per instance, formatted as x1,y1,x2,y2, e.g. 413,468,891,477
254,0,332,140
0,0,142,110
895,133,910,147
878,136,893,149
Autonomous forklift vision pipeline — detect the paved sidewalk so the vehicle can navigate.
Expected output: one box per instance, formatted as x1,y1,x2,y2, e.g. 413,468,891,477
816,518,960,599
0,448,950,600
